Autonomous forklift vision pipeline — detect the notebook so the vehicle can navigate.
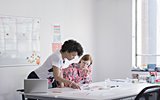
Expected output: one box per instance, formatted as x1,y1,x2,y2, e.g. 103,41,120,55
24,79,48,93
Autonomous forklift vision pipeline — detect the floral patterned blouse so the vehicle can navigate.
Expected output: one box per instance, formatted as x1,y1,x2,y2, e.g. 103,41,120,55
62,63,92,86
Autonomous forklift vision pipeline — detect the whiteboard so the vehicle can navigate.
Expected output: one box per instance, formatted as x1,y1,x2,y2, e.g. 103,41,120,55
0,15,40,67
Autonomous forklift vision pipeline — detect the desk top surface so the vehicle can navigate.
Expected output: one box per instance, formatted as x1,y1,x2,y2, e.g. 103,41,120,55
24,79,159,100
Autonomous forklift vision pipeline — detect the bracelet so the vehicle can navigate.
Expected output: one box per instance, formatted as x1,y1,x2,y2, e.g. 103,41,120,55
69,81,73,87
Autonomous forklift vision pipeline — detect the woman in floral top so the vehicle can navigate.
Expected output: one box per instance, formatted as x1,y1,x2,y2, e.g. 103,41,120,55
62,54,92,87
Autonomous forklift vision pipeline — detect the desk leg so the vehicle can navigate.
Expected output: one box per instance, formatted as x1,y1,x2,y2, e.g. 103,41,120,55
22,94,25,100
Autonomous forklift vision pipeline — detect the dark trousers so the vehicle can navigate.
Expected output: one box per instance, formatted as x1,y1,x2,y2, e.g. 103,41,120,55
27,71,39,79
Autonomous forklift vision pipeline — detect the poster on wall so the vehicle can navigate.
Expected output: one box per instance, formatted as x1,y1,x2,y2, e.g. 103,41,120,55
0,15,40,67
52,43,62,52
52,24,62,52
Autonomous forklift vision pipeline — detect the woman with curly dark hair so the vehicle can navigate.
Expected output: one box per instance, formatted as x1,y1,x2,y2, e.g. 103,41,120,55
27,39,83,90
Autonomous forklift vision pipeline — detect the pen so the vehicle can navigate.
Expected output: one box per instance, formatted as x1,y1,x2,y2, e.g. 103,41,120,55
110,85,119,88
111,79,125,82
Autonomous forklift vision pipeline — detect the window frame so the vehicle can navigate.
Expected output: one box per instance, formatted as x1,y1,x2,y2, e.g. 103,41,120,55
132,0,160,71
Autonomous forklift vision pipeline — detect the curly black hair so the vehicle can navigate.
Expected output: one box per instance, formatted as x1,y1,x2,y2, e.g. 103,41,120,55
60,39,83,57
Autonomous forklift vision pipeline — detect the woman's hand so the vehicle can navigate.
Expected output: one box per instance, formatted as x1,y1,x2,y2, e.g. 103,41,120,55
81,68,90,76
69,81,81,90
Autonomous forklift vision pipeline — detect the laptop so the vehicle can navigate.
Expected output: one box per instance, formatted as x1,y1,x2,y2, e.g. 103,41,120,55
24,79,48,93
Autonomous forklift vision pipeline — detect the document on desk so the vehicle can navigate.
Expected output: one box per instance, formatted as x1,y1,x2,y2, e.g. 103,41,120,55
54,89,120,100
50,87,78,93
110,79,126,82
50,85,120,100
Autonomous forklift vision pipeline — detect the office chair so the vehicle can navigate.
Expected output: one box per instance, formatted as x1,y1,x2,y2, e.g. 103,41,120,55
17,89,38,100
17,89,25,100
135,85,160,100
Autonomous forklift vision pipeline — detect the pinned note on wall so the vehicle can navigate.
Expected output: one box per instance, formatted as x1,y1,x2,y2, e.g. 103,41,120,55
52,43,62,53
52,24,62,52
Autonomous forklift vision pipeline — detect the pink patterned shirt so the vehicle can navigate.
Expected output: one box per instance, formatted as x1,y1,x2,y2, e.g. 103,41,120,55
62,63,92,86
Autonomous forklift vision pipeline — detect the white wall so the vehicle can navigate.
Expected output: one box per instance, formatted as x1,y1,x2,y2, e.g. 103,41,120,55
93,0,132,81
0,0,132,100
0,0,95,100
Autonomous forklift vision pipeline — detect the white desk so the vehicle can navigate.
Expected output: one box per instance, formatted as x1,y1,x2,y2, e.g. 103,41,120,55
24,79,159,100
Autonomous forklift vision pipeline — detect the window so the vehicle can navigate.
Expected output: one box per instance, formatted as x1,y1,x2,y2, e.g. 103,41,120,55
133,0,160,70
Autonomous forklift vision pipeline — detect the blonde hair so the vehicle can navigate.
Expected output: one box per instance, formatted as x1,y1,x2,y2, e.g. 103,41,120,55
79,54,92,66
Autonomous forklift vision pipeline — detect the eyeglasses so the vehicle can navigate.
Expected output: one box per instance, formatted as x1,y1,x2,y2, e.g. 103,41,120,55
82,61,90,67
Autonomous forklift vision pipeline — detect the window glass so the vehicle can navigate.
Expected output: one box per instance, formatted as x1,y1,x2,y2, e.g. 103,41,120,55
134,0,160,70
